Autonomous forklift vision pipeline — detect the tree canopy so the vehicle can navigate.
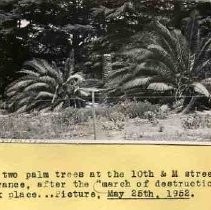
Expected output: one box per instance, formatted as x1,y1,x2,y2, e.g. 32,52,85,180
1,0,211,112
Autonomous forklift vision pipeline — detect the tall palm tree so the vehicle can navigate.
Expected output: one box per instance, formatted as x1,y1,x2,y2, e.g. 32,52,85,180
6,52,88,113
108,15,211,112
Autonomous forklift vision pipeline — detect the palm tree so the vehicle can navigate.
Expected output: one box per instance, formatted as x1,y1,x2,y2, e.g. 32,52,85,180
107,15,211,112
6,52,88,113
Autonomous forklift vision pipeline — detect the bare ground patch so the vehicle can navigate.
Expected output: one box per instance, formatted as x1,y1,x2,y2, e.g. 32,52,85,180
0,109,210,142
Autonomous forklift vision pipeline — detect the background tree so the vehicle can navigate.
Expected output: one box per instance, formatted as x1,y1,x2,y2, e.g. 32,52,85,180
0,0,29,96
0,0,103,97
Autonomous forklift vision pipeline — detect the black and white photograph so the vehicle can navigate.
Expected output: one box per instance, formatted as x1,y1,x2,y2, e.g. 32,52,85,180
0,0,211,142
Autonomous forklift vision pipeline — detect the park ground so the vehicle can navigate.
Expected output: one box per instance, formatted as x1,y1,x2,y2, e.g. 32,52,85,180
0,101,210,143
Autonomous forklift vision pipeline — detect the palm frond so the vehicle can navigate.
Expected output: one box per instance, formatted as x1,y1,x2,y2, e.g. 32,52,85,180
53,101,64,111
35,92,54,100
196,37,211,61
147,83,174,91
39,76,57,87
122,77,152,90
16,105,27,113
41,59,63,84
192,82,210,97
108,66,131,80
108,73,132,87
147,44,178,73
6,80,34,92
148,21,179,53
121,48,152,62
17,97,31,107
24,59,47,75
66,74,84,83
24,82,50,92
133,61,173,81
19,69,40,77
184,10,200,53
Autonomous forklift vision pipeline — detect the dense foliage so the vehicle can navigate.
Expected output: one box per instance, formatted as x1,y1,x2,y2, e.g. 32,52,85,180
1,0,211,112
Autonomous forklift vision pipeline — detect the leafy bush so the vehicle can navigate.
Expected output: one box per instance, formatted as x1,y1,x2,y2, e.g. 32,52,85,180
0,113,56,139
52,108,92,126
182,113,202,129
203,115,211,128
0,109,94,139
114,100,160,119
182,113,211,129
94,100,163,120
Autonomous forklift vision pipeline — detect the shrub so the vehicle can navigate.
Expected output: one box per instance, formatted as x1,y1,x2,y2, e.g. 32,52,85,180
115,100,160,119
52,108,92,126
182,112,211,130
182,113,202,129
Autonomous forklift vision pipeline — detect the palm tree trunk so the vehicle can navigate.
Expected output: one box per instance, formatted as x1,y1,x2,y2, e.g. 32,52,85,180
182,96,197,114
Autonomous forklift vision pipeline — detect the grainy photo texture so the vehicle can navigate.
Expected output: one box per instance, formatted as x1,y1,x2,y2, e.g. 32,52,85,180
0,0,211,141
